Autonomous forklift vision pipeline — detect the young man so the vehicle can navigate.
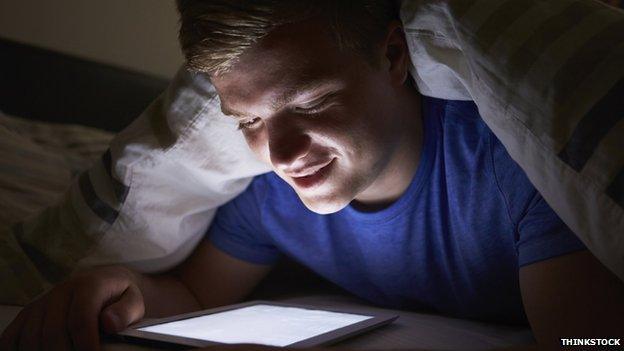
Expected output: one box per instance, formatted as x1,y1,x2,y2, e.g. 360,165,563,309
1,1,623,350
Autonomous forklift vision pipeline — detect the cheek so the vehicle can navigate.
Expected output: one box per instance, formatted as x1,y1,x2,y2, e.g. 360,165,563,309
318,109,385,158
243,129,271,163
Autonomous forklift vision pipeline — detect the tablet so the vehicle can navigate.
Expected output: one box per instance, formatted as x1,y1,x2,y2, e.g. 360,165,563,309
117,300,398,349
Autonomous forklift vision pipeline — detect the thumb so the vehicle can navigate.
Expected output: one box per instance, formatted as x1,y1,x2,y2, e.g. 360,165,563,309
99,284,145,334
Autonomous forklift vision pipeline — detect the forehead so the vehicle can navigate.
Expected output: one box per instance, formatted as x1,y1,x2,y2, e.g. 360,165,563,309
210,19,364,115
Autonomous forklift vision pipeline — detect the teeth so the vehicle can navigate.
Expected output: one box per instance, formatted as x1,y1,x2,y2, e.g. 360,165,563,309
298,170,318,178
290,159,332,178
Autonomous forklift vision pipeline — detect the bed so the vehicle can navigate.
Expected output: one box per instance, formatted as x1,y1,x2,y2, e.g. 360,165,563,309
3,0,623,345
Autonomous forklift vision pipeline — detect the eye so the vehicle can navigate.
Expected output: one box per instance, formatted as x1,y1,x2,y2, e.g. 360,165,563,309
237,117,261,130
292,93,335,114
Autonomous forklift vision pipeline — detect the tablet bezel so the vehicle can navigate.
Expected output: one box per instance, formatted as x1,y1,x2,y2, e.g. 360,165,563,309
117,300,398,348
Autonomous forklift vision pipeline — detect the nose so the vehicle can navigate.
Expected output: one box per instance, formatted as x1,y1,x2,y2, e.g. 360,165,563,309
267,119,311,169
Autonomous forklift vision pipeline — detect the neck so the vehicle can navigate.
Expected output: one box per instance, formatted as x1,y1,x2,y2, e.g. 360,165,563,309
353,91,423,211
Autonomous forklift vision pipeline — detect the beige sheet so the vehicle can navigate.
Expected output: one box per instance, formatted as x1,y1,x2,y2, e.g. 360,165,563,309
0,113,115,303
0,112,113,226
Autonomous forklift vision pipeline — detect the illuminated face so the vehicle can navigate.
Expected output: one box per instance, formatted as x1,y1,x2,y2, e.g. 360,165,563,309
212,19,420,214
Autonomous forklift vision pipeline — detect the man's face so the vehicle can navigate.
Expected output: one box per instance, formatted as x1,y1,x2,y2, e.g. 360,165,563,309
212,20,407,214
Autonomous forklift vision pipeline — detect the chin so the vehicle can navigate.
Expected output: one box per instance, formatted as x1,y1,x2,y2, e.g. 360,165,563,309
298,194,350,215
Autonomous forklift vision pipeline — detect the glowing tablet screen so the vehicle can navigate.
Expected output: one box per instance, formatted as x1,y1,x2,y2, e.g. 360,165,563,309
137,304,373,347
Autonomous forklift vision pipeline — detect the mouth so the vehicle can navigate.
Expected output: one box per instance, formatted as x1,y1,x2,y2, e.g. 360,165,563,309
289,159,335,189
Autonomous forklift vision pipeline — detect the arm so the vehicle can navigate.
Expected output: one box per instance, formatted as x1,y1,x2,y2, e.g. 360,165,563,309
520,250,624,349
191,250,624,351
139,239,273,318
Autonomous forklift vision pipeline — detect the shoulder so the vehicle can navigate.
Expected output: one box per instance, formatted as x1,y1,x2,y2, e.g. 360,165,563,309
425,95,537,222
423,95,491,142
237,171,298,206
214,172,292,228
249,171,292,194
426,95,526,179
437,97,489,133
424,96,498,174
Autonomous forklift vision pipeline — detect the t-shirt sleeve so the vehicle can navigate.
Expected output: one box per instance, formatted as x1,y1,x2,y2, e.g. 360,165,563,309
515,192,587,267
207,177,282,265
489,134,586,267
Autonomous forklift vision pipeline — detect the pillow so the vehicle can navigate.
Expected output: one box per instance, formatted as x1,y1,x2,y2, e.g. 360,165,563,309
0,70,268,304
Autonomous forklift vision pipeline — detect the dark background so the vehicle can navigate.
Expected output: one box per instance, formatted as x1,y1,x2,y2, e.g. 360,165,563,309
0,38,169,132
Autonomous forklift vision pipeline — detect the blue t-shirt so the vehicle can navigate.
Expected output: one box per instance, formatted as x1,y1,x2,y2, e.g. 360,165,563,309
208,96,586,324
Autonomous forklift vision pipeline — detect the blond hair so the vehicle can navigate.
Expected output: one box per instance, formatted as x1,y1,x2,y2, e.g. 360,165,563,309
176,1,399,75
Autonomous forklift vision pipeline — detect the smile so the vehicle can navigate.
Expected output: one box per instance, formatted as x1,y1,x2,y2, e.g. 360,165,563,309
290,159,335,189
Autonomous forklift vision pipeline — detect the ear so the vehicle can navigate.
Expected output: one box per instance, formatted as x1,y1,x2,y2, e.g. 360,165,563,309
381,20,410,86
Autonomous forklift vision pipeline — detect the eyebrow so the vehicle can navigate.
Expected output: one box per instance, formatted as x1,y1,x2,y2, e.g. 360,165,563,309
220,78,342,119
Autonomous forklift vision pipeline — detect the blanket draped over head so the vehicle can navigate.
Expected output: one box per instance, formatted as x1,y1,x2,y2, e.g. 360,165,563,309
0,0,622,304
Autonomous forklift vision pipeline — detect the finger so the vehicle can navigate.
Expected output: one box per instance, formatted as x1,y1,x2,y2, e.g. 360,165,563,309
67,286,104,351
66,275,131,351
41,290,73,351
100,285,145,334
0,306,29,351
18,302,45,351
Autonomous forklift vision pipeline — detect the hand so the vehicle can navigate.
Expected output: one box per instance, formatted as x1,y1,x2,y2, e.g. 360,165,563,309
0,266,145,351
